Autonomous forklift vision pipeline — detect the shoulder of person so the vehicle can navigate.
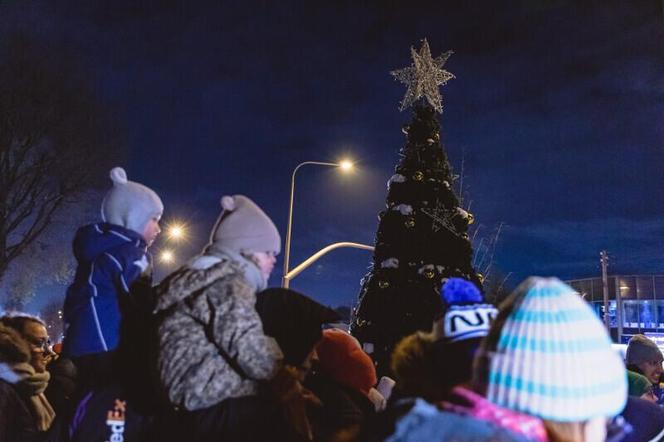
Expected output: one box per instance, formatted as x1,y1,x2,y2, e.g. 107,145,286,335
188,255,247,287
154,255,244,308
99,240,146,264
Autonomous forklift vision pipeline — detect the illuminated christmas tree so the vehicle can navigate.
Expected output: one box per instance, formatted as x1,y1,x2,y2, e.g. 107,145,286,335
351,40,483,374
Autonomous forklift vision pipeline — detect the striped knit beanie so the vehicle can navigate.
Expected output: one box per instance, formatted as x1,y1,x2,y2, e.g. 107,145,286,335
475,277,627,422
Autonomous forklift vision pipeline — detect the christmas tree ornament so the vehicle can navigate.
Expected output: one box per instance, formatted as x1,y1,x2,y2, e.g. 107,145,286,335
421,202,457,234
426,138,435,145
404,217,416,228
413,171,424,181
378,280,390,289
434,133,440,141
392,203,414,215
456,207,475,225
388,174,407,189
402,125,410,134
418,264,436,279
477,273,485,283
390,39,455,113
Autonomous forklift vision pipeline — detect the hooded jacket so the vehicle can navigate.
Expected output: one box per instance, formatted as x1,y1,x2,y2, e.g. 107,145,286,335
154,254,283,411
63,223,151,357
0,324,40,442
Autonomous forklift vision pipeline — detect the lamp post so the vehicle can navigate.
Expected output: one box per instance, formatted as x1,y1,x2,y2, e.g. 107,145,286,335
282,160,354,288
283,241,374,286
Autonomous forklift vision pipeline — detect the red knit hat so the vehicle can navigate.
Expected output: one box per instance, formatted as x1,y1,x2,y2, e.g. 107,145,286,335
316,329,377,396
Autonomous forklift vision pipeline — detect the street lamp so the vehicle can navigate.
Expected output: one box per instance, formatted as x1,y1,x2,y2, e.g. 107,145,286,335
283,241,374,286
165,222,187,241
159,249,175,264
282,159,354,288
339,160,354,171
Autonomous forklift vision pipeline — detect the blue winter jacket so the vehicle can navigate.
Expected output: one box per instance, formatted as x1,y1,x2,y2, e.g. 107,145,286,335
62,223,151,358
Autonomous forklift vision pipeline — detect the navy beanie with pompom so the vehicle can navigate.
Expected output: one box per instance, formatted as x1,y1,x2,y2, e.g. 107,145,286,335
438,278,497,343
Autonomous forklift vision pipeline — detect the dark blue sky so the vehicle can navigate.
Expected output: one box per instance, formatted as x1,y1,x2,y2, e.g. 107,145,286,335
2,0,664,309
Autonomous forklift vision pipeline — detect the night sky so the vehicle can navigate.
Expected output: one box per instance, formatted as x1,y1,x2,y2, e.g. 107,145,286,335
2,1,664,310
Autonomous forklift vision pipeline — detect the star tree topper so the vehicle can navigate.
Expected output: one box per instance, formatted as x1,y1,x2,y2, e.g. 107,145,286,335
391,39,455,113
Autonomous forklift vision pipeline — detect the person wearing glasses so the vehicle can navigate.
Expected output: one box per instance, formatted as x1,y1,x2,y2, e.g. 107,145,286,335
0,314,56,439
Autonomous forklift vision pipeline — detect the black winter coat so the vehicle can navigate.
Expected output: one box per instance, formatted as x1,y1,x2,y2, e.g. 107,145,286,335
305,371,375,442
0,379,39,442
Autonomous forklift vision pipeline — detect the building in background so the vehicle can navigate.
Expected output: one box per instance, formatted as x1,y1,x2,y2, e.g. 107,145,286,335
567,275,664,345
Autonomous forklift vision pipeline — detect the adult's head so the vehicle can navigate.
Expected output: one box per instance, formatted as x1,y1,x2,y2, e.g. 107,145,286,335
391,278,498,401
316,328,377,396
391,331,440,401
626,334,663,384
101,166,163,245
206,195,280,287
256,288,339,380
0,314,53,373
474,277,627,442
627,370,657,403
432,278,498,387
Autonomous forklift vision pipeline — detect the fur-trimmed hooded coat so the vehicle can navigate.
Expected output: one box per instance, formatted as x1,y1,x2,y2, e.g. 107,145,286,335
0,324,39,442
154,254,283,411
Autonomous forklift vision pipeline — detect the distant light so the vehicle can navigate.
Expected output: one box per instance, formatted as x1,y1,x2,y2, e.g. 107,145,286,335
167,223,186,241
338,160,354,172
160,250,175,263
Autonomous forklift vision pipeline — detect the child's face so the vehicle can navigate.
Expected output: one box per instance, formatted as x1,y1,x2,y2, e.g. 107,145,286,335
142,216,161,246
252,251,277,280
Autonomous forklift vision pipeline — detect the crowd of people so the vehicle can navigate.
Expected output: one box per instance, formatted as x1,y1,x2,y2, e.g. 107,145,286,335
1,166,664,441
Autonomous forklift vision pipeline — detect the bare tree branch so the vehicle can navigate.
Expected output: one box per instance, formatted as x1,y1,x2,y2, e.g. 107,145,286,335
0,32,123,305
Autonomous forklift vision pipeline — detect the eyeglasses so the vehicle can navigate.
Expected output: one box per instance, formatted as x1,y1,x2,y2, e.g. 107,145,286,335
28,337,52,352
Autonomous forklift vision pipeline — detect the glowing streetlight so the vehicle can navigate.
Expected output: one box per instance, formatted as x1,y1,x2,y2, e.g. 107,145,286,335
160,250,175,264
166,223,186,241
282,159,355,288
339,159,354,172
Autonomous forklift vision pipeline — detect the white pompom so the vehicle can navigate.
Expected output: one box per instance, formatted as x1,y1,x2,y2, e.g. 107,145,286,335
220,195,235,211
109,167,128,185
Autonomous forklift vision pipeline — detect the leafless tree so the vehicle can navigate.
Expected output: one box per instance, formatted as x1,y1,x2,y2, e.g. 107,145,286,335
0,33,121,288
